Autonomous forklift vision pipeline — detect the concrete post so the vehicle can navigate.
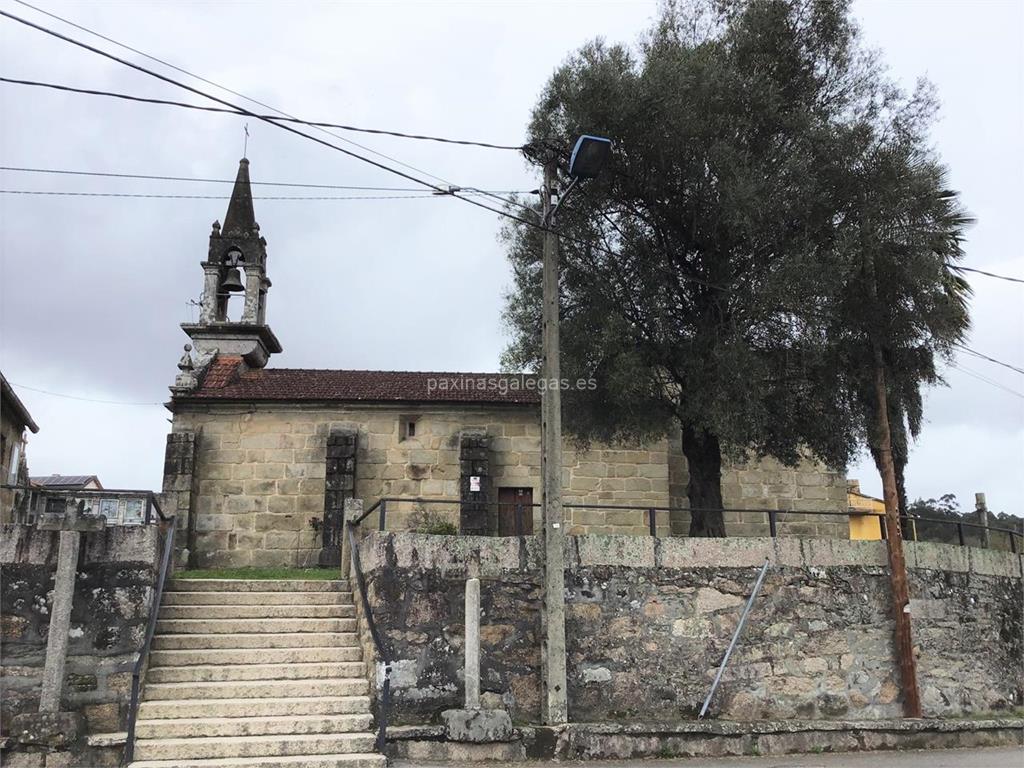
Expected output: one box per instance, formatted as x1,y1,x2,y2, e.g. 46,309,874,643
539,157,569,725
464,577,481,710
38,528,80,713
975,493,990,549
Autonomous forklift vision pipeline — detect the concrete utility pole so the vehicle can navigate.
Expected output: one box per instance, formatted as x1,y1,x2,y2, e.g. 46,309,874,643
975,492,990,549
872,345,922,718
540,157,569,725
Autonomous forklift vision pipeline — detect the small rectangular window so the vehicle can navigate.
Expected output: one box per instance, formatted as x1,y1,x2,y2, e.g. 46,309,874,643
400,416,420,441
7,443,21,485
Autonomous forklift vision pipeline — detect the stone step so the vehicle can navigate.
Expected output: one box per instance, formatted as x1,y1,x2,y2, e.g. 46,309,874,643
150,647,363,667
166,580,347,593
152,633,359,651
133,733,376,761
148,662,366,684
138,696,371,720
143,679,368,701
155,618,355,635
129,753,385,768
163,591,353,606
160,605,354,620
136,714,373,739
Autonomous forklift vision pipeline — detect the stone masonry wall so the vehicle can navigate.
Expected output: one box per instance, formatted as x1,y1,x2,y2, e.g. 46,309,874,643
0,524,160,740
169,404,679,566
355,532,1023,726
169,404,847,566
667,425,847,538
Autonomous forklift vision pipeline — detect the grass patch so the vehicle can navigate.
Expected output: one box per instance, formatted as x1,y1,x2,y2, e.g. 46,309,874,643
175,567,341,580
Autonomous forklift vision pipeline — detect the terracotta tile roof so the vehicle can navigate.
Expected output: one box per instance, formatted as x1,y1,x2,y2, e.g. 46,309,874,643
187,357,541,405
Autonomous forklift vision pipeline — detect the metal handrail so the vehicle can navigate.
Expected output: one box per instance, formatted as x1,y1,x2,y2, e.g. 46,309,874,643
350,496,1022,551
346,522,392,752
123,515,176,765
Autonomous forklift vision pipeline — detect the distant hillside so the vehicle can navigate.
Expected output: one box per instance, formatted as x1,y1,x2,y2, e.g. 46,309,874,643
908,494,1023,550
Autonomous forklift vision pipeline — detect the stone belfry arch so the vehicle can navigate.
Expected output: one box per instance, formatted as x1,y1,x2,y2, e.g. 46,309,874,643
180,158,282,370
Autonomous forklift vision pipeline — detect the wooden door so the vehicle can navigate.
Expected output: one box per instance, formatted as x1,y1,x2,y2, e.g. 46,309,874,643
498,487,533,536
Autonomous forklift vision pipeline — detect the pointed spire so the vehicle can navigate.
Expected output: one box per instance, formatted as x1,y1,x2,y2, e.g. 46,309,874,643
221,158,257,238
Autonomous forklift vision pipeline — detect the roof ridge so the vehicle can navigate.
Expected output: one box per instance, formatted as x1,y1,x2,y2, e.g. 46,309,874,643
259,367,536,375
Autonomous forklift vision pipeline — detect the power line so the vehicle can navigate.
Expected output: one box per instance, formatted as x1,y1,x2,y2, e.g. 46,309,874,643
955,344,1024,377
0,189,454,201
0,77,524,152
0,8,542,229
8,0,525,210
948,264,1024,285
0,10,721,291
0,165,529,194
10,381,163,406
949,363,1024,400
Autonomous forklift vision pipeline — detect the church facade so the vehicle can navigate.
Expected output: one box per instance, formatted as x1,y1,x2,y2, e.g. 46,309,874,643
162,159,847,568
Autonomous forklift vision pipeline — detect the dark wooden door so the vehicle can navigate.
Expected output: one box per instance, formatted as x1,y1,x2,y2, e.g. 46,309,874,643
498,487,533,536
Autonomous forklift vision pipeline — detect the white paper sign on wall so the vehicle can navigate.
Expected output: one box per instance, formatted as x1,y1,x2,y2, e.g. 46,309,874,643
470,476,481,492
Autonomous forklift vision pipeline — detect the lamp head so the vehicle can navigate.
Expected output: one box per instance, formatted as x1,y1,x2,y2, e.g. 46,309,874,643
568,135,612,179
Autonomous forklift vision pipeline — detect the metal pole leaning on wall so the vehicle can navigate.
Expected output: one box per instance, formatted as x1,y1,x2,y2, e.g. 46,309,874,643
699,558,770,719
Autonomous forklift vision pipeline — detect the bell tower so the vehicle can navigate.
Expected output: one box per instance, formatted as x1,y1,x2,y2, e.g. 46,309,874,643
180,158,282,369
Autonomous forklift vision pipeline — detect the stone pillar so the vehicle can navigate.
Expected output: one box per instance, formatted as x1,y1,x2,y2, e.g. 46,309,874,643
464,576,481,710
199,265,221,324
459,431,492,535
36,502,105,713
321,429,357,567
162,431,200,567
341,498,363,581
241,269,262,322
441,555,512,743
39,528,79,713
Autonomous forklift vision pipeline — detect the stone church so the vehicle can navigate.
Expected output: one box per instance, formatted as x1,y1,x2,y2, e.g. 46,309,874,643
162,159,847,568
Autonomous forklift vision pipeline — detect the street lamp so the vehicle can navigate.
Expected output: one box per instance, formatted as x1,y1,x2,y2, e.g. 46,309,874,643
536,134,611,725
569,135,613,179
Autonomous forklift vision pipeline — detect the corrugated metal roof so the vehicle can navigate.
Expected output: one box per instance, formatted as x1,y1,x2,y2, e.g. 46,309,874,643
30,474,102,489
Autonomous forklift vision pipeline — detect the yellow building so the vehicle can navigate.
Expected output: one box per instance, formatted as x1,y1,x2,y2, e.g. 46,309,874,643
847,479,885,540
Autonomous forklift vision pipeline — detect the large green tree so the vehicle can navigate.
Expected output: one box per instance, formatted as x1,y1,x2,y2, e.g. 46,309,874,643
502,0,969,535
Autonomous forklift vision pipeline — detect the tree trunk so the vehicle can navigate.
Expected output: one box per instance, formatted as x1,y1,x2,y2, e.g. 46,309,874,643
871,344,922,718
680,425,727,537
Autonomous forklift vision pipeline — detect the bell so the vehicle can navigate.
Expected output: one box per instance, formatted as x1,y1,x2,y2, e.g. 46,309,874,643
221,267,244,292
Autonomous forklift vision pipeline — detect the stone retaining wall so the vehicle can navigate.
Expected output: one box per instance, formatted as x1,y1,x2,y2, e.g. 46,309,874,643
386,717,1024,762
356,532,1023,726
0,523,160,763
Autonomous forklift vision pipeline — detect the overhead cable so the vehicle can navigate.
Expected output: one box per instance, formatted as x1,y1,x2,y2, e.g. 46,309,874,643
0,164,526,194
0,77,524,151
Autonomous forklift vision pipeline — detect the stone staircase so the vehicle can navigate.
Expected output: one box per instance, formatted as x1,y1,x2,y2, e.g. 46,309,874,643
128,578,384,768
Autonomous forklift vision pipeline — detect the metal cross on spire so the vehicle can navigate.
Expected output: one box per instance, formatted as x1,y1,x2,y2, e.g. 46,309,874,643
243,123,250,159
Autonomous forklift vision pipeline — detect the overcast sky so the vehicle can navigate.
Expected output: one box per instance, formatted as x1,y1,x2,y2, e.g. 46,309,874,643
1,0,1021,515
